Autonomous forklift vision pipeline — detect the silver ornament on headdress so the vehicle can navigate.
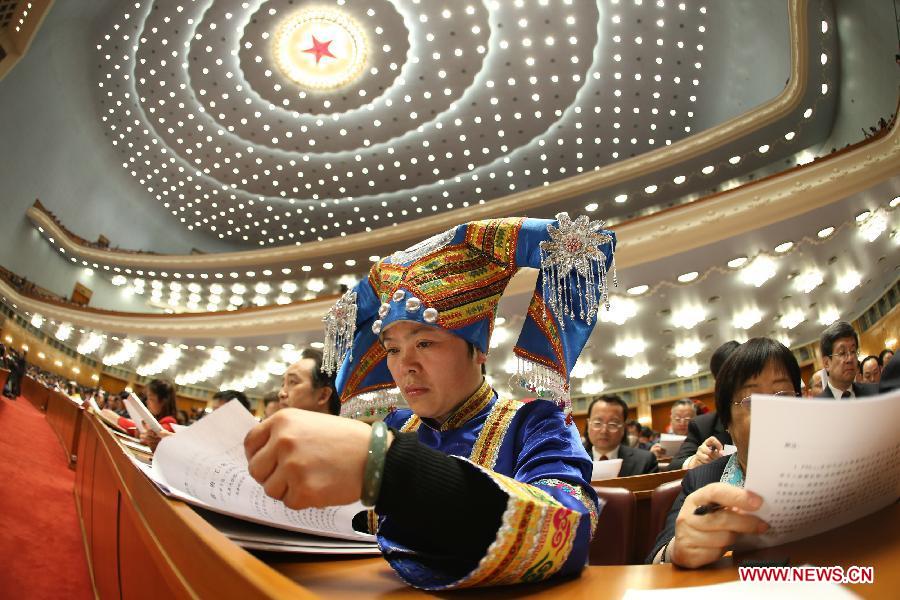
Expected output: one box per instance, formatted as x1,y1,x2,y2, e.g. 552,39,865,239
539,212,617,329
322,289,358,376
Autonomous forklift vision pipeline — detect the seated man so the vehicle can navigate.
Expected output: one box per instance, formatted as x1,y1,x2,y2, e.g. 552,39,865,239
278,348,340,415
244,214,615,589
648,338,800,567
860,355,881,384
584,395,657,476
806,368,826,397
212,389,251,411
667,340,739,471
817,321,877,399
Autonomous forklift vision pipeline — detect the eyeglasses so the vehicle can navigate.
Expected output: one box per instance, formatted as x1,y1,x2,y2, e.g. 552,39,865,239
671,416,693,424
588,420,624,431
828,349,860,362
733,390,800,410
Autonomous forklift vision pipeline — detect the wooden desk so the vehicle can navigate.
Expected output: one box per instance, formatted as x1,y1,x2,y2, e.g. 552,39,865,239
44,386,83,468
70,413,899,599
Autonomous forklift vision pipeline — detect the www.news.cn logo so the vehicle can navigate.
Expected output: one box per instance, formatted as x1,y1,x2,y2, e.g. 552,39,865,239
739,566,874,584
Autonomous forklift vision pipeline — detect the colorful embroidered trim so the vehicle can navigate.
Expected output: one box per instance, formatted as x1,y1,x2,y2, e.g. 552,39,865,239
469,399,523,469
448,461,580,588
532,478,599,538
399,414,421,433
440,379,494,431
340,342,388,402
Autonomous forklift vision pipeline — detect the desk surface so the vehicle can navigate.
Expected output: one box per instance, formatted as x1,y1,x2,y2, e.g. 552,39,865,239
266,502,899,599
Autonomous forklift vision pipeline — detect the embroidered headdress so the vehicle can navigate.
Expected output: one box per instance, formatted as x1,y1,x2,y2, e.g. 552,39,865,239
323,213,616,419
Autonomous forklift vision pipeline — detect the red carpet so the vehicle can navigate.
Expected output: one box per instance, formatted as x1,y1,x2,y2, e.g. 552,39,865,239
0,395,92,598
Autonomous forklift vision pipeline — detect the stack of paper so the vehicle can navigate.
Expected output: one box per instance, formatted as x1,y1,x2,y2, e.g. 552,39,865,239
134,400,378,554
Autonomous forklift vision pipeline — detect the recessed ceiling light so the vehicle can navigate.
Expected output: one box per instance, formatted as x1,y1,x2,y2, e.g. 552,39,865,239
626,284,649,296
677,271,698,283
774,242,793,253
727,257,748,268
817,227,835,238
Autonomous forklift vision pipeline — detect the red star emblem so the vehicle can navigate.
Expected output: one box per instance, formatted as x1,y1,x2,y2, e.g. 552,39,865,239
302,35,336,65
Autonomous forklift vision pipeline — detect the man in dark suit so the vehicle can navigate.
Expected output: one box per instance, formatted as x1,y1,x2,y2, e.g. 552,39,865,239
584,395,657,477
667,341,739,471
816,321,878,399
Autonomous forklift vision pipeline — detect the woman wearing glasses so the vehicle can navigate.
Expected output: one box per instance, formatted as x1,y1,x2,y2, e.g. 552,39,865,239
647,337,802,567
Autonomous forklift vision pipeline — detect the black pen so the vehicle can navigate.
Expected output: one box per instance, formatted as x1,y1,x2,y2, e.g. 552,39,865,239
693,502,725,516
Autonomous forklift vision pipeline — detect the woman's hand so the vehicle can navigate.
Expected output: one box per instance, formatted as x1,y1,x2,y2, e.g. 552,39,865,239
649,443,666,459
140,427,172,451
686,436,724,469
669,482,769,568
244,409,384,510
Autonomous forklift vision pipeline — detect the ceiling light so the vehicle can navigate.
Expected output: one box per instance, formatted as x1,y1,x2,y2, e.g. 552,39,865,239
817,226,834,238
231,283,247,294
306,278,325,292
818,307,840,325
55,324,73,341
254,282,271,295
599,296,637,325
794,269,824,293
613,338,646,358
111,275,128,286
739,255,777,287
671,306,706,329
580,379,606,395
778,309,805,330
890,197,900,208
774,242,793,253
836,270,862,294
677,271,698,283
733,308,763,330
624,361,651,380
727,257,748,268
30,314,43,328
571,359,595,378
858,209,887,242
674,361,700,378
626,285,649,296
673,338,703,358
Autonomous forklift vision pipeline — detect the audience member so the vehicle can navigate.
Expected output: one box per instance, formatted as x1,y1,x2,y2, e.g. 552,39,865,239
278,348,340,415
667,341,740,471
624,419,641,448
212,389,251,412
584,395,658,476
807,369,826,397
118,379,179,450
879,348,894,367
666,399,697,436
860,355,881,384
648,337,801,567
262,390,281,419
817,321,877,399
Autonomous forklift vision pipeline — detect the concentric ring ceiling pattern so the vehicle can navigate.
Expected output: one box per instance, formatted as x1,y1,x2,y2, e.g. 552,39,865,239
97,0,707,246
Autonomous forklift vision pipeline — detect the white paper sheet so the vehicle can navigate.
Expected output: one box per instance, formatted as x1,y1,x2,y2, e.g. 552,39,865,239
170,423,189,433
737,390,900,550
721,444,738,457
150,401,375,543
592,458,624,480
123,393,163,433
659,433,686,456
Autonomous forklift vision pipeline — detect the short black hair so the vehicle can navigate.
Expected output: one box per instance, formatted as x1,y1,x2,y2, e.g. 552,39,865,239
304,347,340,416
878,348,894,366
710,340,740,379
466,341,487,375
861,355,880,370
715,338,801,429
820,321,858,359
213,389,250,411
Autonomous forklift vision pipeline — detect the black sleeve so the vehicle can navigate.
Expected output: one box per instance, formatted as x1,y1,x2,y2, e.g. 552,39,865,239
666,418,703,471
374,431,508,562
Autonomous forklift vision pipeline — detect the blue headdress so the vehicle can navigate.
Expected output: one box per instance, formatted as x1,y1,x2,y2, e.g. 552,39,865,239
322,213,616,419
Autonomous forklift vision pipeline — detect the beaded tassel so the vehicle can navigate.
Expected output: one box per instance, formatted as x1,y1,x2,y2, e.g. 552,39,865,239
509,357,571,417
322,290,358,376
539,212,615,329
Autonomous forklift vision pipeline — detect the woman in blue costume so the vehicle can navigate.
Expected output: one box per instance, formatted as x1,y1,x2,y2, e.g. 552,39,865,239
245,213,616,589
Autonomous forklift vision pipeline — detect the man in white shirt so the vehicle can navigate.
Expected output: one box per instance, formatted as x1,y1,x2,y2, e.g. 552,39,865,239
816,321,877,399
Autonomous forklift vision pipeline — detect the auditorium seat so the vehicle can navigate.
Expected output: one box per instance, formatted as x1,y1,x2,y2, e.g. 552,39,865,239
589,487,636,565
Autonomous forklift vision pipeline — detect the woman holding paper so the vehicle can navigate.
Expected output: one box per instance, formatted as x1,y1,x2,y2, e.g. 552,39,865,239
119,379,178,448
647,338,801,567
